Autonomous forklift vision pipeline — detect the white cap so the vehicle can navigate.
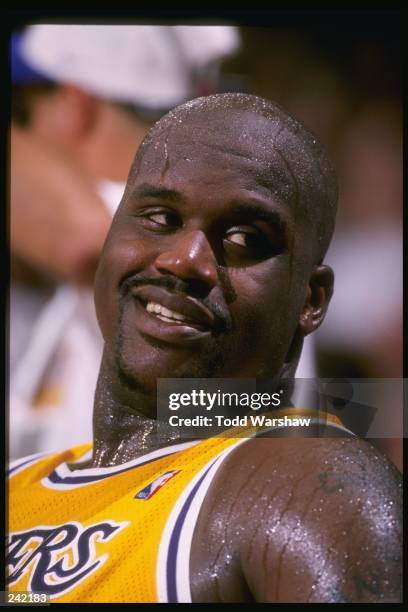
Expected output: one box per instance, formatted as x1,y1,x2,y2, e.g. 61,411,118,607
19,24,240,111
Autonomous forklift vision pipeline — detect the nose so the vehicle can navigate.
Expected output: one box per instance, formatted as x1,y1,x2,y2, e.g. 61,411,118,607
154,230,219,292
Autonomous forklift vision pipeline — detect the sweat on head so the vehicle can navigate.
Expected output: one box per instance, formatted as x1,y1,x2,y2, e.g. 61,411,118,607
126,93,338,265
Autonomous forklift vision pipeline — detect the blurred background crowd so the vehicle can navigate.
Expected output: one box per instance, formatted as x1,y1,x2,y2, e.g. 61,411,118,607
8,15,402,469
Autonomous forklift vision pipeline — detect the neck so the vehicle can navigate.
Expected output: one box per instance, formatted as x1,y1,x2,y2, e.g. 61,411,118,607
89,355,182,468
88,335,304,468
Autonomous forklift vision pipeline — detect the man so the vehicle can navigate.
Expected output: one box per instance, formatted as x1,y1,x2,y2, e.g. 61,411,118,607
7,94,402,603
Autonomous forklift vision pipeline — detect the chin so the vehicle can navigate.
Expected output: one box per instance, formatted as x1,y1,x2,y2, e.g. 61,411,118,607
117,346,226,395
117,329,225,384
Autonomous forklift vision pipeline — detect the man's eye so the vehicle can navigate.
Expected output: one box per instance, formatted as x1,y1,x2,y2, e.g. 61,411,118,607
224,225,281,261
149,212,170,226
224,226,264,250
140,210,181,229
225,229,257,248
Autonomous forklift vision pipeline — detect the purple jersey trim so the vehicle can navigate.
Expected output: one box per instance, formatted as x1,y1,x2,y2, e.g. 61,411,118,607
8,452,51,476
166,460,217,602
46,447,186,485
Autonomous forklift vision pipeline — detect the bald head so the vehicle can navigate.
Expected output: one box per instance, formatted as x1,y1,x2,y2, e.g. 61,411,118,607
127,93,338,262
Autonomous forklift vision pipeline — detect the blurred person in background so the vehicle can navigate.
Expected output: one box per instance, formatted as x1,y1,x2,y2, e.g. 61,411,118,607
9,24,240,459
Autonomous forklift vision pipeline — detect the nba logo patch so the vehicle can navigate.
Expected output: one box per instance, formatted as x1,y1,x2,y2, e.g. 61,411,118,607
135,470,180,500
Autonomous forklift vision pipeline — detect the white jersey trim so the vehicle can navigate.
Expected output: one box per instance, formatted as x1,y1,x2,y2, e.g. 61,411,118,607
41,440,201,491
156,437,249,603
8,451,54,477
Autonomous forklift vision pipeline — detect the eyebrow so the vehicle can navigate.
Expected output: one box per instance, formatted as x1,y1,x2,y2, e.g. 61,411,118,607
128,184,185,203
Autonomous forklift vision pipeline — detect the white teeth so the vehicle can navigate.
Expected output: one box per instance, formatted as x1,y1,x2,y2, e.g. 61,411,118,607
145,301,187,322
161,306,173,318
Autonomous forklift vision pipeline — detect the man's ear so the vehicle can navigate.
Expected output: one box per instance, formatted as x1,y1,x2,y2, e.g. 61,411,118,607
299,265,334,335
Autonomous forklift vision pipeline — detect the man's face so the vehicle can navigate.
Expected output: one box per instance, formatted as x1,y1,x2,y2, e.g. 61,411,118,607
94,110,316,392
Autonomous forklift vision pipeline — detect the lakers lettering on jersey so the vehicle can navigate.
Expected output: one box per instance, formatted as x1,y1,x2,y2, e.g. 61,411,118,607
7,410,352,603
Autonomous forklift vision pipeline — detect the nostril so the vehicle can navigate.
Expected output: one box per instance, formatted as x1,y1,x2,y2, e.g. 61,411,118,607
189,279,213,299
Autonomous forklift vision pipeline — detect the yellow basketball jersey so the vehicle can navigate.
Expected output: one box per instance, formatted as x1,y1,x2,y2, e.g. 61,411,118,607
7,410,351,603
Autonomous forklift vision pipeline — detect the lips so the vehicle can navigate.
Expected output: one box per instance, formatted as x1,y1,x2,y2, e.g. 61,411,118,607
129,285,216,344
132,285,215,328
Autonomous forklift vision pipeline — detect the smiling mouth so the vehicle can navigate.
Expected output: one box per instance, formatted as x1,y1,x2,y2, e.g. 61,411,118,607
144,300,205,328
127,285,218,345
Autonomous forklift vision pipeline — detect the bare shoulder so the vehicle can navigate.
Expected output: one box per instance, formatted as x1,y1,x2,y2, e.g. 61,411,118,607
218,436,401,499
190,437,402,602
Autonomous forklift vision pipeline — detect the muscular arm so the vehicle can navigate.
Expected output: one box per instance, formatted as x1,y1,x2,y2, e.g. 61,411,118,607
190,437,402,603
